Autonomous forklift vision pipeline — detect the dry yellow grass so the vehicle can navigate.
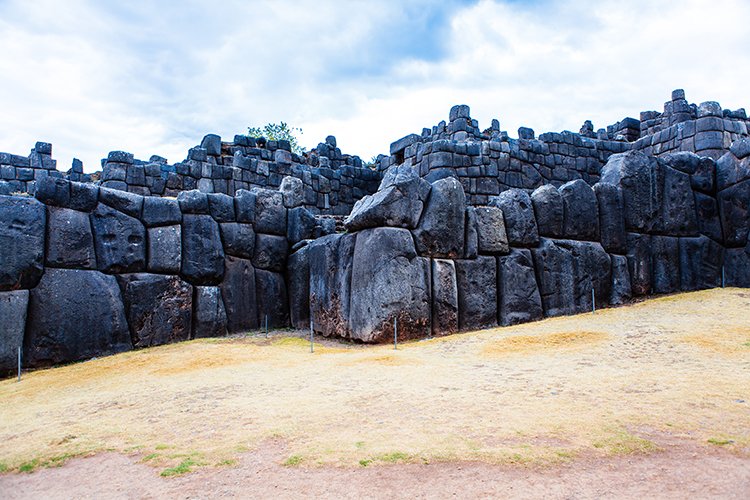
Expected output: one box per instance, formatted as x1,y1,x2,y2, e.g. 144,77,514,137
1,288,749,474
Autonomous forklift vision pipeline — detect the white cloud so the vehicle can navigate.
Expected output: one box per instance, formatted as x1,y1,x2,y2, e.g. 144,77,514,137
0,0,748,172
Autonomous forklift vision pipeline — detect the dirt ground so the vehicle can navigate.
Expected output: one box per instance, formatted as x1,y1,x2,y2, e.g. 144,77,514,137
1,288,749,498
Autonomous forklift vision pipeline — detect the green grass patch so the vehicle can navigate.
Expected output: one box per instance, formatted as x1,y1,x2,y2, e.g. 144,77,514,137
359,459,372,467
0,463,8,473
160,458,196,477
154,443,170,450
216,458,238,467
283,455,303,466
355,441,366,449
141,453,159,462
707,438,734,446
742,341,750,348
18,459,40,473
593,431,658,455
377,451,411,463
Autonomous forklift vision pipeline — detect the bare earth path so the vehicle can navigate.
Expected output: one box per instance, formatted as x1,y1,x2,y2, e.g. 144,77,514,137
1,289,749,498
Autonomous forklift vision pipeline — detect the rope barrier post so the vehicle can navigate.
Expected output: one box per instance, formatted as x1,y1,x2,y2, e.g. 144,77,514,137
591,287,596,314
265,314,268,338
310,319,314,353
394,317,398,350
17,346,21,383
722,265,725,288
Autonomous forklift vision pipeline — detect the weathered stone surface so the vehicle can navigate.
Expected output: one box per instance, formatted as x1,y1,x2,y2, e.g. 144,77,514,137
661,152,715,194
253,188,287,235
255,269,290,328
219,222,255,259
35,176,70,207
694,192,723,243
181,214,225,285
717,180,750,247
220,256,258,332
345,166,430,231
117,273,192,347
531,184,564,237
177,190,209,214
201,134,222,156
412,177,466,258
559,180,599,241
0,290,28,375
716,151,750,192
679,236,723,291
91,203,146,274
69,181,99,212
280,176,304,208
610,254,632,305
431,259,458,336
659,162,698,235
99,187,143,218
234,189,256,223
464,207,478,258
724,244,750,287
207,193,235,222
0,196,45,291
651,236,680,294
349,228,430,342
497,248,543,326
626,233,652,296
193,286,228,338
309,233,356,338
252,233,287,272
490,189,539,246
147,225,181,273
594,183,626,254
24,268,131,367
46,206,96,269
474,206,509,254
730,138,750,160
142,197,181,227
455,255,497,331
287,207,316,244
287,245,310,329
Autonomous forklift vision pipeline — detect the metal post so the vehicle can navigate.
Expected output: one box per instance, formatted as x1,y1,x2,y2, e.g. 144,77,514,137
17,347,21,383
722,265,725,288
591,288,596,314
394,317,398,350
265,315,268,338
310,320,314,353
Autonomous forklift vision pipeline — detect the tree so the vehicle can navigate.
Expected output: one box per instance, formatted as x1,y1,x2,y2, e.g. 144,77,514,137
247,122,304,155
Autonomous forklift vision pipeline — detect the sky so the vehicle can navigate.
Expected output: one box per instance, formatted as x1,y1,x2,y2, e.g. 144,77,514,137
1,0,749,172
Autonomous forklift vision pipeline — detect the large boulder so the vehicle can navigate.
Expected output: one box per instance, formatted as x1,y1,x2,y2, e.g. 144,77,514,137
593,183,626,254
181,214,225,285
24,268,131,367
715,150,750,192
431,259,459,336
531,184,564,237
142,197,181,227
463,207,478,258
345,166,430,231
679,236,723,291
280,176,304,208
474,206,509,254
497,249,543,326
724,244,750,287
559,180,599,241
147,225,181,273
349,228,430,342
46,206,96,269
694,192,723,243
610,254,632,305
661,152,715,194
91,203,146,274
626,233,652,296
287,245,310,330
193,286,228,338
0,290,28,376
455,256,497,331
412,177,466,258
219,222,255,259
253,188,287,236
650,236,680,294
252,233,287,272
532,239,575,317
489,189,539,246
717,179,750,247
117,274,193,348
287,207,316,245
220,256,258,332
0,196,45,291
98,187,143,218
309,233,356,338
255,270,290,328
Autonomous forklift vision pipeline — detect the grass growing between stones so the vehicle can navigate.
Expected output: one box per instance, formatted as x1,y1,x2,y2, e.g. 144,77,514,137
1,288,749,474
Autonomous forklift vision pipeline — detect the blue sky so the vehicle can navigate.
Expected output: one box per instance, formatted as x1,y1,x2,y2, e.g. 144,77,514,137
1,0,749,172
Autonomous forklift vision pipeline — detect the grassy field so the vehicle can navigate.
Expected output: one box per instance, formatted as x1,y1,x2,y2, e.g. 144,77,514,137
1,288,749,476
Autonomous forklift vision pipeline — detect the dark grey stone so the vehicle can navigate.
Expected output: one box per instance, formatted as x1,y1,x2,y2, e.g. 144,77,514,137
181,214,225,285
234,189,256,223
280,176,304,208
717,179,750,247
594,183,626,253
147,225,181,273
287,207,317,244
0,290,28,376
309,233,356,338
253,188,287,235
464,207,478,258
455,256,497,331
610,254,632,305
220,256,258,332
626,232,652,296
651,236,680,294
69,181,99,212
431,259,458,336
694,192,723,243
24,268,131,368
219,222,255,259
0,196,45,290
473,206,509,254
201,134,222,156
287,245,310,330
489,188,539,246
349,228,430,342
98,187,144,218
661,152,715,194
46,206,96,269
193,286,228,338
679,236,723,291
412,177,466,258
255,269,290,328
177,190,209,214
730,138,750,159
117,273,192,347
252,233,287,272
497,248,543,326
531,184,564,237
142,197,182,227
91,203,146,274
207,193,235,222
716,151,750,192
559,179,599,241
35,176,70,207
724,244,750,287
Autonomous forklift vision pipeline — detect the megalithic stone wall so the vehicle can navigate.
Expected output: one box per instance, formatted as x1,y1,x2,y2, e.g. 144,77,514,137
0,176,339,375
